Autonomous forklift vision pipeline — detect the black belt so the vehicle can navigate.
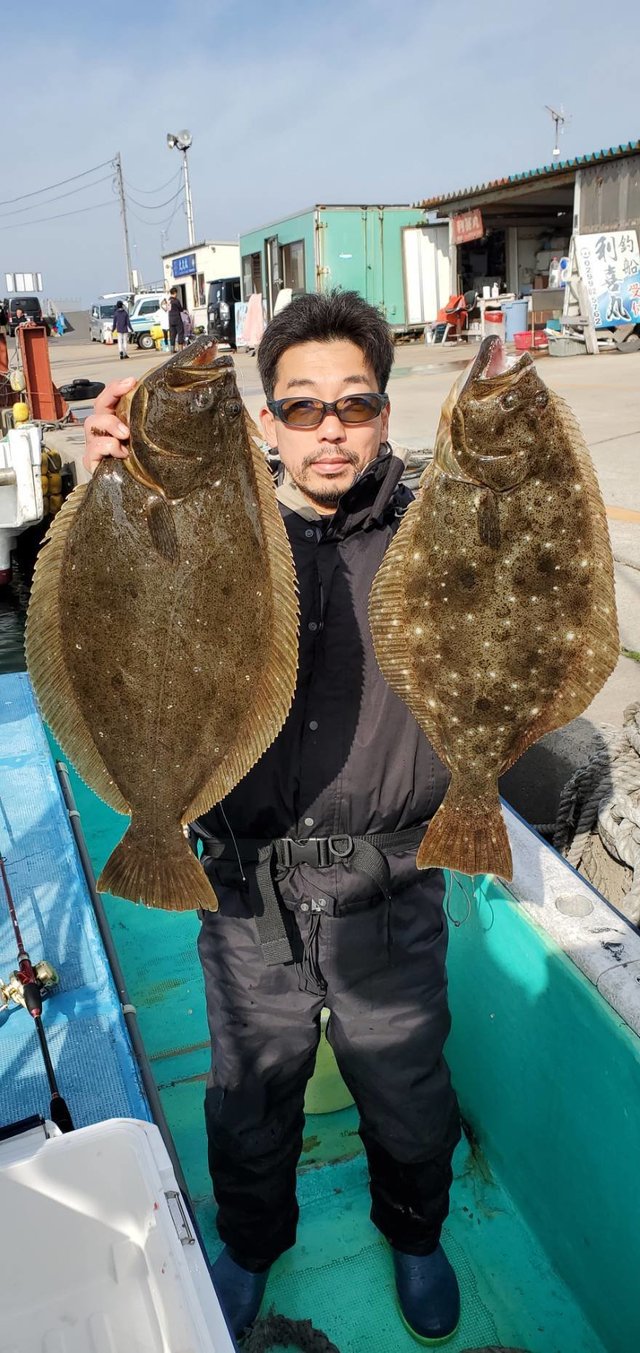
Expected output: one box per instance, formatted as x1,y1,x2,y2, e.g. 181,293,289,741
192,826,426,966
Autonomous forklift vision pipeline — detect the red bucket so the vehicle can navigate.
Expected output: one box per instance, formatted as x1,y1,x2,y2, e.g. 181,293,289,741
514,331,547,351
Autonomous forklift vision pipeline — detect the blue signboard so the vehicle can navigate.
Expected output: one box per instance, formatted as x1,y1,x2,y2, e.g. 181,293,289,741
172,253,197,278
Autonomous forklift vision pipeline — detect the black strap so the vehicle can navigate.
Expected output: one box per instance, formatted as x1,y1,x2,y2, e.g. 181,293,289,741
194,825,426,967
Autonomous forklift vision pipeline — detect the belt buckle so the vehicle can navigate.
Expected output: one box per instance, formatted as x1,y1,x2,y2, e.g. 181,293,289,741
285,837,330,867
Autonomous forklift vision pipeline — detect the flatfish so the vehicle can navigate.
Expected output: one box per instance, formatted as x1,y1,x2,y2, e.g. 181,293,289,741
26,339,299,910
369,336,618,879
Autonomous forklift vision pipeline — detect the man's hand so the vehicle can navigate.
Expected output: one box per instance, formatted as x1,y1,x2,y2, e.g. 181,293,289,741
82,377,136,475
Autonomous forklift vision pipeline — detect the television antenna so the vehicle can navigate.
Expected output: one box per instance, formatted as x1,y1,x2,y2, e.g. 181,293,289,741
545,104,570,160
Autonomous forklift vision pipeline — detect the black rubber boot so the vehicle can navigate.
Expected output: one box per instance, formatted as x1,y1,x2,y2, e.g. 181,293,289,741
392,1244,460,1344
211,1246,270,1338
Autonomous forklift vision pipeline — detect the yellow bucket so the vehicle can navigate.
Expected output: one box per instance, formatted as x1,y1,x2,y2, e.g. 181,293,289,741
150,325,163,340
304,1008,354,1115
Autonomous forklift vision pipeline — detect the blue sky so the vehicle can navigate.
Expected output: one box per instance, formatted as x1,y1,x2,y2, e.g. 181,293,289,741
3,0,639,305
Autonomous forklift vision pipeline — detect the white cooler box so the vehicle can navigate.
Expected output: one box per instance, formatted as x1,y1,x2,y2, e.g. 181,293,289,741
0,1116,235,1352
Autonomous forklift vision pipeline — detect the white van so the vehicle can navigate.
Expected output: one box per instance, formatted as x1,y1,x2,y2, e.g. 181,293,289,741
129,292,167,349
89,300,120,343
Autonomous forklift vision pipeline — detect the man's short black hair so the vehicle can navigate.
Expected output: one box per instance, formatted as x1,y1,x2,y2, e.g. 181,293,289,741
257,290,395,400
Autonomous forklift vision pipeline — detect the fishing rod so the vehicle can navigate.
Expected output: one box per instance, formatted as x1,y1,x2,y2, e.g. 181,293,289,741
0,853,74,1133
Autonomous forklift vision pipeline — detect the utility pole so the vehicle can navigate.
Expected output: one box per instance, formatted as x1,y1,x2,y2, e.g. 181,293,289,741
167,131,195,247
182,148,196,247
114,151,134,293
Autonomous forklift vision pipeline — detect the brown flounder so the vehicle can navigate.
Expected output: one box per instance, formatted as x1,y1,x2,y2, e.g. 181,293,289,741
369,336,618,879
26,338,299,910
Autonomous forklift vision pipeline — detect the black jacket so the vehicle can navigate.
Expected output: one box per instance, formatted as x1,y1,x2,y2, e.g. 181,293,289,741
112,307,131,334
168,296,183,324
199,449,449,908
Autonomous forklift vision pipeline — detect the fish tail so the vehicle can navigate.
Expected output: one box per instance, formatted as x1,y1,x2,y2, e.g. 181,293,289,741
97,820,219,912
416,780,512,881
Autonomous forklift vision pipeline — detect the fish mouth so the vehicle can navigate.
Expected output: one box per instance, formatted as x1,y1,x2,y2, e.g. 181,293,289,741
164,336,234,390
464,336,532,388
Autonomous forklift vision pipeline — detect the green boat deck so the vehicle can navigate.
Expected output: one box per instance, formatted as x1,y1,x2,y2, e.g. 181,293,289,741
59,754,640,1353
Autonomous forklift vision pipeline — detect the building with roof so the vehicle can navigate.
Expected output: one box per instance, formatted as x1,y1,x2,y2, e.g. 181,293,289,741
417,139,639,299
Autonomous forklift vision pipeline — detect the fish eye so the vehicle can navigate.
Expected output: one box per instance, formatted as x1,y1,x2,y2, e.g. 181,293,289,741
534,390,549,409
500,390,519,410
224,399,242,419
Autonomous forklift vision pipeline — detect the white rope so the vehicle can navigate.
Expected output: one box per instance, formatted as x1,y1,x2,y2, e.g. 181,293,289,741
552,702,640,925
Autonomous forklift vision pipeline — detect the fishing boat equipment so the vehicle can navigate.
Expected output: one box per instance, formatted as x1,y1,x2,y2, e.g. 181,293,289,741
1,959,57,1010
0,850,74,1132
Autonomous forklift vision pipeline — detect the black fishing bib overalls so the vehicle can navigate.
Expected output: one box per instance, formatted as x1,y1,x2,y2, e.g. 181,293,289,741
194,451,460,1269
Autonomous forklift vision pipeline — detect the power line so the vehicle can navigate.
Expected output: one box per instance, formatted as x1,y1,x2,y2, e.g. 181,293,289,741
127,191,185,229
0,157,115,209
0,172,114,221
124,168,181,196
161,192,187,240
125,184,185,211
0,198,115,232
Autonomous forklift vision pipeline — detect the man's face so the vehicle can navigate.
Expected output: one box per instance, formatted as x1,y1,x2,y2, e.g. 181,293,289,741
260,339,390,513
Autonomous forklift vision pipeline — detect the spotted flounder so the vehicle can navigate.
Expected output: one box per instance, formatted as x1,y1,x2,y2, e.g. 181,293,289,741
26,338,299,910
369,336,618,879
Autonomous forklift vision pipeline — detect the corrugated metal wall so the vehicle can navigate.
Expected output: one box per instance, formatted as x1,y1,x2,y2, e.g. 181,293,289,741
579,154,640,232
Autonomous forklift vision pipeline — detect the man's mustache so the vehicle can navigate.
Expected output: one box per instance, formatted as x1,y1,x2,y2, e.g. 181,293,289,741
301,448,359,473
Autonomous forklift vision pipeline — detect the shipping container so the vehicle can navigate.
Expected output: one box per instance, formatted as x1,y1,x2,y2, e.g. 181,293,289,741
239,205,450,334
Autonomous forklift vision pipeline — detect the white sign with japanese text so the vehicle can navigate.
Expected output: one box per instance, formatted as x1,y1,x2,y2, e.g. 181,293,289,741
576,231,640,328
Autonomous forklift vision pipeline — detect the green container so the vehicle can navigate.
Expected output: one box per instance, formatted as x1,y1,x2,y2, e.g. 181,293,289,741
239,204,428,327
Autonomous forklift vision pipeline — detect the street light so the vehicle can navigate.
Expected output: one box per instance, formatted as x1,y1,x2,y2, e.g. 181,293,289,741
167,129,195,247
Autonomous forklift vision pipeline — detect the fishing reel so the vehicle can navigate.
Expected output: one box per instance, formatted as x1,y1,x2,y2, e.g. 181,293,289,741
0,961,58,1011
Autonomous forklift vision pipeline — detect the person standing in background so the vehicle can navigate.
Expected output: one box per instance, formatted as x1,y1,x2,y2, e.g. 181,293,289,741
111,300,132,359
180,305,193,343
168,287,185,353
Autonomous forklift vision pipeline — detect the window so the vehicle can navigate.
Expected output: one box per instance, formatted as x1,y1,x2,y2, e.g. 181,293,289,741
139,299,159,315
195,272,206,306
242,252,263,298
282,240,305,292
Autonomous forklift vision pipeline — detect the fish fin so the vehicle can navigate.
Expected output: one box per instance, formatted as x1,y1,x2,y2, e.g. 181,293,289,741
145,494,180,563
243,408,264,448
25,483,130,816
476,488,501,548
98,819,218,911
504,396,619,768
369,501,448,765
116,384,137,425
184,424,299,819
417,779,512,881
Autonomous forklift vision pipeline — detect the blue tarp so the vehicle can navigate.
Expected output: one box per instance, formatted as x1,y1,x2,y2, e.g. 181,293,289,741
0,672,149,1129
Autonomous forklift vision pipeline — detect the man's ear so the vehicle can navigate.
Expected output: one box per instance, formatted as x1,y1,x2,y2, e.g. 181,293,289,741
259,405,278,448
381,399,390,444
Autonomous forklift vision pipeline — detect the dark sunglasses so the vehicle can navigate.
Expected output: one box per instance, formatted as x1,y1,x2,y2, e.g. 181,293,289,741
267,392,388,429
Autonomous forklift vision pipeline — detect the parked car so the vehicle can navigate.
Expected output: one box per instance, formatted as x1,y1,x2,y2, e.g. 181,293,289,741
207,277,241,349
8,296,52,336
90,301,117,343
